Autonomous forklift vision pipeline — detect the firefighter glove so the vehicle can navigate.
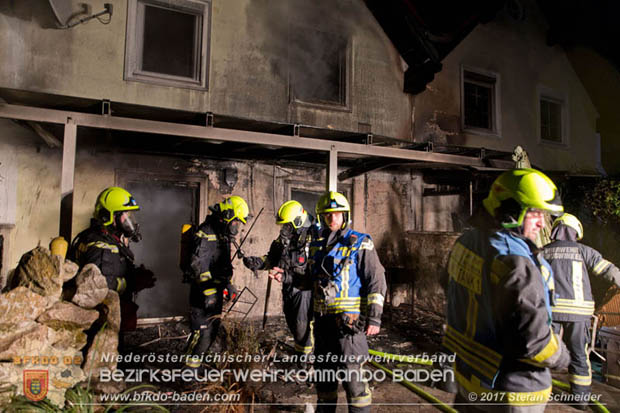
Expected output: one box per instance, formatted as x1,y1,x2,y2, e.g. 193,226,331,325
243,256,264,271
133,265,156,291
224,283,238,301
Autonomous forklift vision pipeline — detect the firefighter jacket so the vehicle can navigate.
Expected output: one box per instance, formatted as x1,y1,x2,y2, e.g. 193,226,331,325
443,225,567,404
543,239,620,322
309,228,386,327
70,219,135,294
262,225,318,291
189,215,232,307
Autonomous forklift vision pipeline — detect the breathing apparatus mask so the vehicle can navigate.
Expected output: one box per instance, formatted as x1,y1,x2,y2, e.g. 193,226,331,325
114,211,142,242
227,219,241,237
279,222,296,247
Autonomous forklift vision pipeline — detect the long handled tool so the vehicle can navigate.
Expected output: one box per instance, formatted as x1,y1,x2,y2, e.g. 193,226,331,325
262,276,272,330
232,207,264,261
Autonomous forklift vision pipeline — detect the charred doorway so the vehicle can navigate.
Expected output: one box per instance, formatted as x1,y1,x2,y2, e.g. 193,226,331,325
121,176,203,318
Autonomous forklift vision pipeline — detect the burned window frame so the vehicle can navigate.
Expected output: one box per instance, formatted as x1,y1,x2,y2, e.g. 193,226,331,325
287,26,352,111
538,88,568,146
124,0,211,90
460,66,501,136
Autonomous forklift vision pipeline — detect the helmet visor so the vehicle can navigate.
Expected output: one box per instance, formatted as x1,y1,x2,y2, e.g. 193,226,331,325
115,211,141,242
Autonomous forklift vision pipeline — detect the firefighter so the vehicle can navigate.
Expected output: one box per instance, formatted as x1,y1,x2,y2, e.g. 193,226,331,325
543,213,620,409
185,195,249,369
243,200,318,358
443,168,570,412
309,191,386,413
69,186,155,332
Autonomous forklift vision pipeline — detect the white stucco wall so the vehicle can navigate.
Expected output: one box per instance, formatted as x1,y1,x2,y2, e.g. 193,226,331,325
0,0,412,139
414,2,599,173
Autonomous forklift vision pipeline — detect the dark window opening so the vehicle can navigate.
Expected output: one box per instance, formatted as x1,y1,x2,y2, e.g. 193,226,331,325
290,30,348,106
291,188,351,221
540,98,562,143
291,189,323,218
463,71,496,131
125,0,209,89
142,5,198,78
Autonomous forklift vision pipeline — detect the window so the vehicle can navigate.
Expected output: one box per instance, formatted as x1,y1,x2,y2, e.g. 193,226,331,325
125,0,210,90
289,29,349,108
287,181,352,221
540,97,563,143
461,68,500,134
291,189,323,218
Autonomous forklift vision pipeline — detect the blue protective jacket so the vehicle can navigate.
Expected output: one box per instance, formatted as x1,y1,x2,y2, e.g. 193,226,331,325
309,228,386,327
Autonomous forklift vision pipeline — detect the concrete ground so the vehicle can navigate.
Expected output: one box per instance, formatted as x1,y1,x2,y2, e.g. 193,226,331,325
122,304,620,413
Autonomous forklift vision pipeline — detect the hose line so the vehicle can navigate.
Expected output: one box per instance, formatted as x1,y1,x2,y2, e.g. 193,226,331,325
367,351,610,413
368,349,609,413
551,379,610,413
368,349,433,366
368,360,458,413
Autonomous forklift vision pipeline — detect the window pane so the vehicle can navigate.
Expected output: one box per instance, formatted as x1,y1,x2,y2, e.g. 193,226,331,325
291,190,322,218
142,5,198,78
290,30,347,105
540,99,562,142
464,81,491,129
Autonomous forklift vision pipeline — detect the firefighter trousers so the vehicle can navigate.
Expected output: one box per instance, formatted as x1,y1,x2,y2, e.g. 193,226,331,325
552,320,591,403
283,286,313,355
313,314,371,413
186,288,225,366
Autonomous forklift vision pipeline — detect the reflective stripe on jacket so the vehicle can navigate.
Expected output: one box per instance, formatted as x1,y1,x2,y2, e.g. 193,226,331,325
189,215,232,307
69,219,135,293
444,228,563,404
543,240,620,321
309,228,386,327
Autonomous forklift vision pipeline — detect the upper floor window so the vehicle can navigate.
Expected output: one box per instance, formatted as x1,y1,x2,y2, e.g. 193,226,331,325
461,67,500,135
125,0,210,90
289,28,350,109
540,96,564,144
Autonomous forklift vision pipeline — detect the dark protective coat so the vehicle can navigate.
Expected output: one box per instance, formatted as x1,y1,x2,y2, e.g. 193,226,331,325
443,223,569,411
185,215,232,363
543,239,620,321
543,228,620,400
259,224,318,354
69,219,141,331
70,219,136,292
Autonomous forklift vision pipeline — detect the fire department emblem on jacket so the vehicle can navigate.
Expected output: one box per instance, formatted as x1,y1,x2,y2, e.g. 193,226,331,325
23,370,48,401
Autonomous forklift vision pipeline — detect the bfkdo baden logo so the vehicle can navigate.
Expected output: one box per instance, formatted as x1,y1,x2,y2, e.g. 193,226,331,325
23,370,49,401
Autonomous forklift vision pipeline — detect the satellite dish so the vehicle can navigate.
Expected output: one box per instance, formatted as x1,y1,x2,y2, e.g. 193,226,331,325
48,0,73,27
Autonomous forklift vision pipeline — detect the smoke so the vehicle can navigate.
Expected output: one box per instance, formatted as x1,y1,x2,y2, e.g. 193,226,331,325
127,180,194,318
245,0,382,105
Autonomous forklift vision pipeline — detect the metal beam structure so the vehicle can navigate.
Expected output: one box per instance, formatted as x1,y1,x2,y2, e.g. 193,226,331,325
0,103,485,166
59,118,76,241
0,102,489,236
327,146,338,191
